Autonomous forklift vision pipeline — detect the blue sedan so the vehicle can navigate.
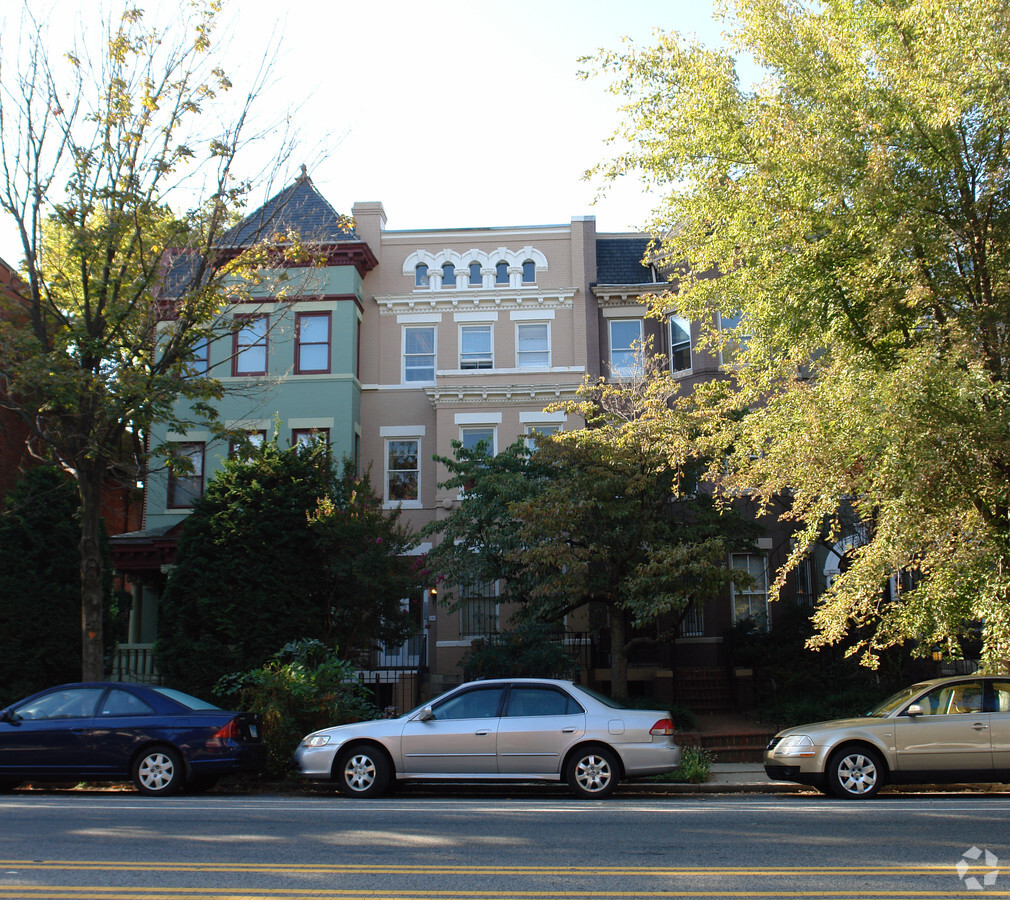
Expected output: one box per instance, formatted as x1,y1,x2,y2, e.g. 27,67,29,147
0,682,266,795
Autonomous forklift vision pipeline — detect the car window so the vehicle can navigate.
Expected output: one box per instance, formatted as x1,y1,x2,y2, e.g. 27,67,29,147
148,687,220,710
992,682,1010,712
505,686,583,717
431,686,505,720
913,682,985,715
99,689,156,717
15,687,104,720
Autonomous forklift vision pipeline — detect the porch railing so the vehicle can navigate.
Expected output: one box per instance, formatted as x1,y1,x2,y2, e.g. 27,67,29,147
110,642,160,684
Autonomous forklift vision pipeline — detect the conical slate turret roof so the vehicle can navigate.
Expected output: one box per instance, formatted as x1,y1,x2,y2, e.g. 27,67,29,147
222,166,360,248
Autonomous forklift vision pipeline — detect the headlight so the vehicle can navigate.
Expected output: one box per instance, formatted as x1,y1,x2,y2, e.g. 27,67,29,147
774,734,815,757
301,734,332,748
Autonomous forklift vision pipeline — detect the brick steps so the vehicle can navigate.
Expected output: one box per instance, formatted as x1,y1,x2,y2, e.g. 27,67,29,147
678,711,775,763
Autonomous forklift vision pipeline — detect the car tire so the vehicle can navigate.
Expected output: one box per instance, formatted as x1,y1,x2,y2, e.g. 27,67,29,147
133,746,185,796
336,745,391,798
826,745,885,799
565,745,620,799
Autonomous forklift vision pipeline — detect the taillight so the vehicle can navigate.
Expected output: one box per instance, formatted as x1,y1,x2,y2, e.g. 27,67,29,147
650,718,674,736
213,719,241,741
206,718,241,748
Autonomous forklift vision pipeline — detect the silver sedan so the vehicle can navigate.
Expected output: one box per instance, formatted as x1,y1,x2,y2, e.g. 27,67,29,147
295,678,682,798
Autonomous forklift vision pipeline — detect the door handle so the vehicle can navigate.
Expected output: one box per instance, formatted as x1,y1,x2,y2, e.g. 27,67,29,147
561,728,576,733
474,730,490,736
971,723,989,731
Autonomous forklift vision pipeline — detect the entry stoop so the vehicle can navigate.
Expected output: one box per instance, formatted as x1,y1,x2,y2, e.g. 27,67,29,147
676,667,737,714
678,713,776,763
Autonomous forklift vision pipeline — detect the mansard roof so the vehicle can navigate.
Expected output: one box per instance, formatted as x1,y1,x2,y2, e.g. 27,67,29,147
595,236,655,286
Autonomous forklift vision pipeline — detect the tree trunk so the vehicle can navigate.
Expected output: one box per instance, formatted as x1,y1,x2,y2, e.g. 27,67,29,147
610,606,629,699
78,465,105,681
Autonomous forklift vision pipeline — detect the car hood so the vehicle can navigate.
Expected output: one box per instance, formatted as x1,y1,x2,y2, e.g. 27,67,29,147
313,717,405,740
776,716,888,738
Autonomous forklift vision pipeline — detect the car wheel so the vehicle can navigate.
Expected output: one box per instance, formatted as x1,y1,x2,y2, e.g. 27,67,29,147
133,746,185,796
336,745,391,798
566,745,620,799
826,745,885,799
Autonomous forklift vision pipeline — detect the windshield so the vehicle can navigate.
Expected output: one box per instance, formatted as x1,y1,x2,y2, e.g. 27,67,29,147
865,683,929,717
150,687,221,711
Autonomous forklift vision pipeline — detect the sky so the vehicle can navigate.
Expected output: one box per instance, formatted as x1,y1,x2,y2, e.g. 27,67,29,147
0,0,737,262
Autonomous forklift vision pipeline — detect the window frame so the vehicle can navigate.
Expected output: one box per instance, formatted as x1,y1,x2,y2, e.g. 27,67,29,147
442,262,456,289
385,437,420,505
403,324,436,384
516,321,550,369
415,264,429,287
294,311,332,375
232,314,268,377
167,441,205,509
292,427,330,448
459,579,500,637
459,323,494,370
608,318,644,377
730,553,770,630
668,315,692,375
521,259,536,284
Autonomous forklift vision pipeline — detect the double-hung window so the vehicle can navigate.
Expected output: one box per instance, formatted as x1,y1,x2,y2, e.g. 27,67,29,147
460,426,495,456
403,325,436,383
460,324,493,370
669,316,692,375
516,322,549,369
233,315,268,376
167,442,205,509
460,579,499,637
609,319,643,377
731,553,769,630
295,312,331,374
386,439,419,503
292,428,329,447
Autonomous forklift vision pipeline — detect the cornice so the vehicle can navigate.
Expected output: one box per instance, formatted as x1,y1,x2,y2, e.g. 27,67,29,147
375,287,577,315
424,382,580,408
592,283,670,304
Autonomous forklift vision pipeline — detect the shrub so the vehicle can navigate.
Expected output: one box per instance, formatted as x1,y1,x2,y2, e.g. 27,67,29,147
460,620,579,680
214,640,380,778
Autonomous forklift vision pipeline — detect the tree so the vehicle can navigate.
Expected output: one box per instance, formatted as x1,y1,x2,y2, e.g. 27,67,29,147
0,466,89,704
157,439,421,697
584,0,1010,668
0,3,299,679
427,360,758,697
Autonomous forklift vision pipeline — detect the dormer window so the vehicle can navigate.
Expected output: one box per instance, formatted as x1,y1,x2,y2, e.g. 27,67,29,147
415,264,429,287
442,262,456,289
522,260,536,284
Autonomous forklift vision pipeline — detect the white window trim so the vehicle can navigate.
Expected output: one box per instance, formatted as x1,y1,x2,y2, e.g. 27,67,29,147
730,553,770,629
515,320,552,370
609,318,644,377
384,436,422,509
402,323,437,385
458,322,494,371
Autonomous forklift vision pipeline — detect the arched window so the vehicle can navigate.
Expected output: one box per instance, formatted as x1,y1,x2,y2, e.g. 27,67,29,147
522,260,536,283
415,264,429,287
495,261,509,285
442,262,456,288
469,262,482,286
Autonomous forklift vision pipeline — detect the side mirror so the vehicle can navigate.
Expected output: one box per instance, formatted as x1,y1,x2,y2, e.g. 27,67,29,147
417,706,435,722
0,709,18,724
905,703,924,717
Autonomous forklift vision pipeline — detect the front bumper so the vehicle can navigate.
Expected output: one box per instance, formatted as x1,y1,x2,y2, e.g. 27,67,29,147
764,764,825,788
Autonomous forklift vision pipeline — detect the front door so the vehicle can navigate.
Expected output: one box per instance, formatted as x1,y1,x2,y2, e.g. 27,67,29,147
398,684,505,776
894,680,993,774
0,686,105,777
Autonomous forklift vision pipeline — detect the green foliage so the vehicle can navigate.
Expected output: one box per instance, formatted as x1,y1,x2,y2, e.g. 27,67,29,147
214,640,380,778
157,441,421,697
459,621,580,681
0,467,83,705
727,604,905,727
586,0,1010,669
671,746,713,785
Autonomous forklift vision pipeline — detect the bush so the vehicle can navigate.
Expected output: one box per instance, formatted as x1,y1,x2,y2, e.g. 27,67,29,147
649,745,713,784
460,620,579,680
214,640,380,778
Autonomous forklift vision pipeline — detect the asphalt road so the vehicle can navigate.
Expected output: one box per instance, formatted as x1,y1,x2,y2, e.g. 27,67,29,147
1,786,1008,898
